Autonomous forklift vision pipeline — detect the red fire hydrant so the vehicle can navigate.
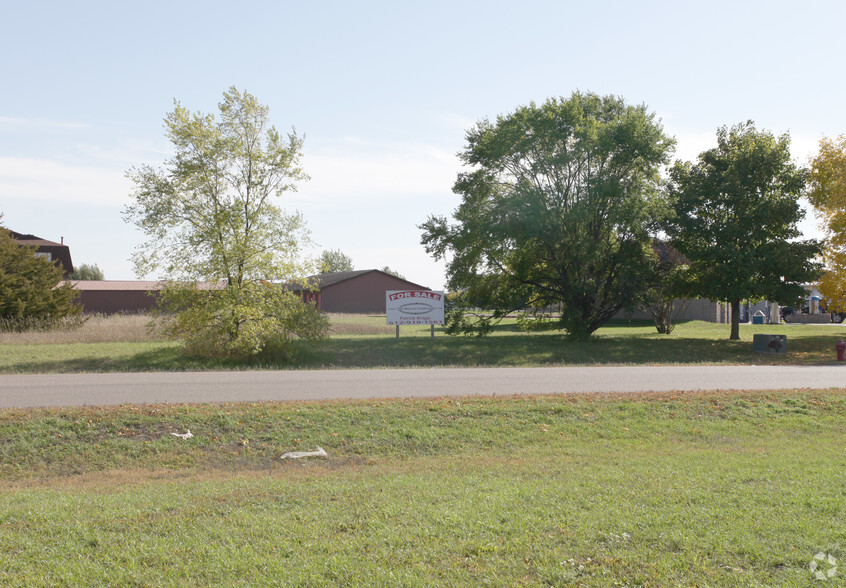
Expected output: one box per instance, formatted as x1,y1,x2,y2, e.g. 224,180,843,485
837,339,846,362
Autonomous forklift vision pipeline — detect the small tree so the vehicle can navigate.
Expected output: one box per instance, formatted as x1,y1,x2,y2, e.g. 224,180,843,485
318,249,354,273
642,242,689,334
71,263,105,281
0,223,81,330
124,87,328,358
665,122,821,339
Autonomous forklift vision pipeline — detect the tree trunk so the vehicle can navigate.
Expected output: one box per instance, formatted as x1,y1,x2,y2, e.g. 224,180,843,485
729,299,740,340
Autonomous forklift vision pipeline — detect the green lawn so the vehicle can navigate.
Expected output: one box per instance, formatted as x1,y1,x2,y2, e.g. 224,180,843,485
1,391,845,586
3,316,846,585
1,318,845,373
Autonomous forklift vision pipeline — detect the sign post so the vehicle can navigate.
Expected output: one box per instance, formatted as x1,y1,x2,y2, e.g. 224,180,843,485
386,290,445,338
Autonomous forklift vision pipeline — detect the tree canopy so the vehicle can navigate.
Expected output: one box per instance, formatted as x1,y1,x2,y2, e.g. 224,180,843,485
124,87,327,357
318,249,354,273
808,134,846,311
421,92,675,339
0,221,81,330
71,263,105,281
381,266,406,280
665,122,821,339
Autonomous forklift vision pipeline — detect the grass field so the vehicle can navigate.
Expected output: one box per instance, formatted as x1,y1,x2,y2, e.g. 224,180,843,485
1,391,845,586
1,314,846,373
2,315,846,585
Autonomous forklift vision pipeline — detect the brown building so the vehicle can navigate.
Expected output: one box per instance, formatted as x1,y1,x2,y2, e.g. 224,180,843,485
69,281,162,314
9,230,74,276
69,281,227,314
292,270,430,313
69,270,429,315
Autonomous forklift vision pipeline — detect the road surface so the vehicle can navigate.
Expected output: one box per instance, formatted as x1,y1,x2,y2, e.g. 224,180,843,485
1,365,844,408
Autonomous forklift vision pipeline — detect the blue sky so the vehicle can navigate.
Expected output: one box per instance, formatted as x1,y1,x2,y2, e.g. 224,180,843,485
2,0,844,289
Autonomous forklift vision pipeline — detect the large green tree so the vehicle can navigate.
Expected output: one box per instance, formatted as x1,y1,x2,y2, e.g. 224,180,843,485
124,87,327,358
665,122,821,340
0,220,81,329
420,92,675,339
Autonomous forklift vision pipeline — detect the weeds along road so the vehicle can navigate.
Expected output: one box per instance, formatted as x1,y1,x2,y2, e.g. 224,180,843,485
1,365,845,408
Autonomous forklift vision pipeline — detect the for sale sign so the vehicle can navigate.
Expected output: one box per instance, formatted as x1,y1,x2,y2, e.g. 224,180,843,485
386,290,445,325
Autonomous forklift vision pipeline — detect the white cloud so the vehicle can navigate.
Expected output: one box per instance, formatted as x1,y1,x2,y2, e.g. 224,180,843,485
0,157,131,207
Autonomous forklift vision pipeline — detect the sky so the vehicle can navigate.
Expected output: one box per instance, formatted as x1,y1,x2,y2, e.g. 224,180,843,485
2,0,845,290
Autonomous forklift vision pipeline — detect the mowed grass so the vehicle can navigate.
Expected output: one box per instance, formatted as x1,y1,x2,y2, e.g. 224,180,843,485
1,391,845,586
0,314,845,372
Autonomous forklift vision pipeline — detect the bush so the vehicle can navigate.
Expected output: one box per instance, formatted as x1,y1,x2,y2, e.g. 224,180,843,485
153,282,329,359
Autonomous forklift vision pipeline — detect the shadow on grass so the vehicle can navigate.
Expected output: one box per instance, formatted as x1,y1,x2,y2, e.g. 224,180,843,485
292,331,812,368
3,321,845,373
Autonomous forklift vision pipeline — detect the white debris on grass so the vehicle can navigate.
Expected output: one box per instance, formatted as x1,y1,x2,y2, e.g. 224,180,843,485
170,430,193,439
280,446,327,460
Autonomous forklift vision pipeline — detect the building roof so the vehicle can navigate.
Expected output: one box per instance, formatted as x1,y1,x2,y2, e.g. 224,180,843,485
67,280,226,291
292,269,428,291
7,229,74,275
8,235,61,247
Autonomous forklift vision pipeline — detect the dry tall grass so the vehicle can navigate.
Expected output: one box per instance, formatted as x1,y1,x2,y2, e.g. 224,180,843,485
0,312,403,345
0,314,162,345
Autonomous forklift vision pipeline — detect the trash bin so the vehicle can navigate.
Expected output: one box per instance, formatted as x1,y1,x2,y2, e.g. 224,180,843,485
752,310,766,325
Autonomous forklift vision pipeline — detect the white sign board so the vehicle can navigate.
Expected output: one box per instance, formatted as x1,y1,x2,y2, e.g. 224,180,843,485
386,290,445,326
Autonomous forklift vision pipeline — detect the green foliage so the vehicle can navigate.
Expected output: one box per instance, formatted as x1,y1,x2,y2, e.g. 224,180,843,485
70,262,104,281
641,242,689,334
318,248,354,273
807,134,846,312
421,92,675,340
123,87,326,357
380,265,405,280
153,282,328,359
124,86,312,286
665,122,822,339
0,226,82,330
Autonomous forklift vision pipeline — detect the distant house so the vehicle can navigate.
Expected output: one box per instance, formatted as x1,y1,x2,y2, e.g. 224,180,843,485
290,269,430,313
8,230,74,276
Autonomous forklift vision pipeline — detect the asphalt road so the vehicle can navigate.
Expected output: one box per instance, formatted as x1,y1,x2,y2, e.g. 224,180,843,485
1,365,845,409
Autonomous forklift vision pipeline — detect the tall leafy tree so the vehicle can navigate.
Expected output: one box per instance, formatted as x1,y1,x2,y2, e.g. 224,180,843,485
124,87,327,358
807,134,846,311
318,249,354,273
665,122,821,340
0,220,81,329
420,92,675,339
